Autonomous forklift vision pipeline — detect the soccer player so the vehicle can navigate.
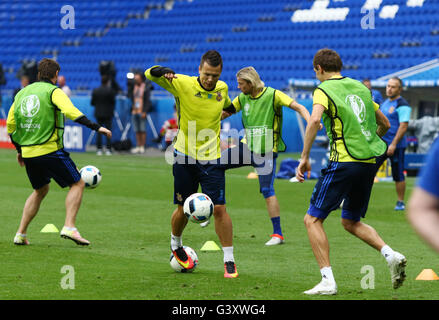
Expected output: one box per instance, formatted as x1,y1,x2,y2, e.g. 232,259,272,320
408,137,439,253
145,50,238,278
221,66,313,246
7,58,111,246
380,77,412,211
296,48,407,295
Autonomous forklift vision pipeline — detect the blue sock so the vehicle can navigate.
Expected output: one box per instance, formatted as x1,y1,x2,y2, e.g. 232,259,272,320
271,216,282,236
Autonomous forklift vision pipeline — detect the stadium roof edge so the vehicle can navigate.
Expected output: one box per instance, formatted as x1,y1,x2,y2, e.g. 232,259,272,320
289,59,439,88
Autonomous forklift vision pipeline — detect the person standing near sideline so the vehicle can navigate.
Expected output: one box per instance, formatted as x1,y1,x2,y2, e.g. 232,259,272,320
130,72,152,154
408,136,439,253
145,50,239,278
7,58,111,246
91,74,117,155
221,66,313,246
380,77,412,211
296,48,406,295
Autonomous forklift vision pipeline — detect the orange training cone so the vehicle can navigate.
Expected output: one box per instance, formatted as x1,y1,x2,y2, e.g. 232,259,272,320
415,269,439,280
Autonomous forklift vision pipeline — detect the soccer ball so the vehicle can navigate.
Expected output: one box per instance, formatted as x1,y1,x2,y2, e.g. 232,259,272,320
183,193,214,223
80,165,102,189
169,246,199,273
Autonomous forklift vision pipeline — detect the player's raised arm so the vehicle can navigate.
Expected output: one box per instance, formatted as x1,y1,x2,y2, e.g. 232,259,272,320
145,66,179,95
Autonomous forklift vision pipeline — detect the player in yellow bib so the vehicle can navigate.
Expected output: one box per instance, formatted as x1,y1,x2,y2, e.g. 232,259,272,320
145,50,238,278
221,67,313,246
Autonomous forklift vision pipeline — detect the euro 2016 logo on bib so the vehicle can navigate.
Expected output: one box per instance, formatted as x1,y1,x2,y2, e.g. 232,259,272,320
20,95,40,118
345,94,366,124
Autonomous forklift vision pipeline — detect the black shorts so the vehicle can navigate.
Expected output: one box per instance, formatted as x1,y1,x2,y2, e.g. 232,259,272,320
307,157,384,222
173,151,225,205
23,149,81,190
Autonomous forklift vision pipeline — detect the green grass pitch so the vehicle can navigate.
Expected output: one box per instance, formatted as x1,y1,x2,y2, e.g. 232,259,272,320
0,148,438,300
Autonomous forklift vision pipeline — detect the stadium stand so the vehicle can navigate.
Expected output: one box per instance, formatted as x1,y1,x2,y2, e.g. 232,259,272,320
0,0,438,153
0,0,438,93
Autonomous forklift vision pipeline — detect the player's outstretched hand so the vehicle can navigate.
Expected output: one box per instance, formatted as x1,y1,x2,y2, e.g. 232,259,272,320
164,73,178,83
98,127,112,139
296,158,311,183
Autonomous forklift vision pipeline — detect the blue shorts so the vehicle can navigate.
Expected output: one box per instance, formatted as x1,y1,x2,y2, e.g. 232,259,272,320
220,142,277,198
388,147,406,182
307,159,382,222
23,149,81,190
173,151,225,205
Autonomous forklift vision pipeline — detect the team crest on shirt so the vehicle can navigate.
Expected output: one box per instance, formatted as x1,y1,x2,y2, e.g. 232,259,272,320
194,92,202,98
345,94,366,123
388,106,395,114
216,91,222,102
244,103,250,116
20,95,40,118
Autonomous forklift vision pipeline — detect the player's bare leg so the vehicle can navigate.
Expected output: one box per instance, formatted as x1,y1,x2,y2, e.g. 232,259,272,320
304,214,330,268
214,205,238,278
341,219,385,250
60,179,90,246
303,214,337,295
170,205,193,269
342,218,407,289
17,184,49,234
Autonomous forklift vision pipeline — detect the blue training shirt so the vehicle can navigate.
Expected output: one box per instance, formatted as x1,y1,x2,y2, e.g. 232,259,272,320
380,96,411,148
417,137,439,198
371,89,383,105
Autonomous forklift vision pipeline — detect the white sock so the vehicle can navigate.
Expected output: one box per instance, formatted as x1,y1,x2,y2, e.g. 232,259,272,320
16,233,26,237
223,246,234,263
63,227,77,231
381,245,395,263
171,233,182,251
320,266,335,283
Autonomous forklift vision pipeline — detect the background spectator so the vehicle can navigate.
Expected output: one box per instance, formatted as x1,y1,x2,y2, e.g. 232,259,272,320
91,74,116,155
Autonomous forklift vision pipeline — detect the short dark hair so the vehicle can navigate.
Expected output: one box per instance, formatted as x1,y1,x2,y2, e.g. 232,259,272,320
38,58,60,81
389,76,403,88
200,50,223,69
313,48,343,72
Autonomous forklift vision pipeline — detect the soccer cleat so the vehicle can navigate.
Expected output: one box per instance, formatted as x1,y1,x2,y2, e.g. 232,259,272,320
172,246,195,270
60,228,90,246
200,219,210,228
14,234,30,245
388,252,407,289
96,149,103,156
394,201,405,211
224,261,238,278
265,234,284,246
303,278,337,295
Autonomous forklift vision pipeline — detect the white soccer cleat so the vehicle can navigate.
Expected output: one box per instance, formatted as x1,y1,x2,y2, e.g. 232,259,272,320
303,279,337,295
265,234,284,246
388,252,407,289
14,234,30,245
200,219,210,228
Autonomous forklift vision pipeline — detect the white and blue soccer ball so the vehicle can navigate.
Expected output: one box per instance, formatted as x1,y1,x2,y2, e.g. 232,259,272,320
169,246,199,273
80,165,102,189
183,193,214,223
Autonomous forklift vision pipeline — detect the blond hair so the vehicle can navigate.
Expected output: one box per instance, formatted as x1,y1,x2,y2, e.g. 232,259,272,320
236,67,265,91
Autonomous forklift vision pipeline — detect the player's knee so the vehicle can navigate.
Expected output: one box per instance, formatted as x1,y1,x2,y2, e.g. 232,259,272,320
36,184,49,199
303,213,317,228
341,218,357,232
72,179,85,190
213,204,227,217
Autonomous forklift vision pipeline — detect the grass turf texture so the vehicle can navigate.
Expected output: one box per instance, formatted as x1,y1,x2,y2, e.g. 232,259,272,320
0,148,438,300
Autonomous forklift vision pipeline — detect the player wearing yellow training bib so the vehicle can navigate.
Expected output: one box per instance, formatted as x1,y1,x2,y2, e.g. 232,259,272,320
221,66,312,246
145,50,238,278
